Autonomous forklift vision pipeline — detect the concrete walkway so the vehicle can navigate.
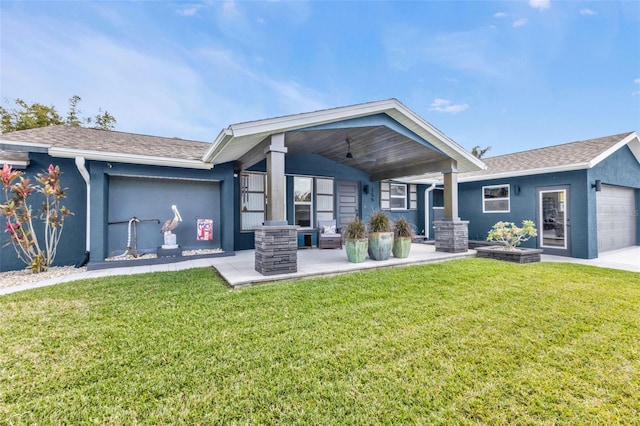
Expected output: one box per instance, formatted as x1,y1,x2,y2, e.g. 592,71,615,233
2,244,638,295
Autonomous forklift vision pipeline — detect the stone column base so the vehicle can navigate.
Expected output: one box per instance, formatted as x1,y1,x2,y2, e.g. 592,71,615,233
434,220,469,253
255,225,298,275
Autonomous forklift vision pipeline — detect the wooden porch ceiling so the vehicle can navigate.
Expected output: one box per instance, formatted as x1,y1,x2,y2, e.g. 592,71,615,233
239,126,454,182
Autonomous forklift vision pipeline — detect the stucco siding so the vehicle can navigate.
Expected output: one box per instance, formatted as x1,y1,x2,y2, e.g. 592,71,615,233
1,154,87,272
459,170,591,258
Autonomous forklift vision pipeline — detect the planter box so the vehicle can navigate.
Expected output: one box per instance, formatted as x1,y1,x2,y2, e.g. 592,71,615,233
475,246,543,263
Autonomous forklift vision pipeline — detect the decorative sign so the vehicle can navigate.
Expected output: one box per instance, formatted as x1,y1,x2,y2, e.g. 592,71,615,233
197,219,213,241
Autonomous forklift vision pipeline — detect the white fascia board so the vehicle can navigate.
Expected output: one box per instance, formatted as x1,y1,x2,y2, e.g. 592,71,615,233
457,162,591,183
589,132,640,167
202,100,400,164
49,147,213,170
228,99,399,138
202,129,233,163
0,139,51,151
388,102,486,172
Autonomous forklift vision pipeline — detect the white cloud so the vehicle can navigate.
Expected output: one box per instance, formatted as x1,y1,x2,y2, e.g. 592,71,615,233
494,12,508,18
513,18,528,28
177,6,200,17
429,98,469,114
634,79,640,96
529,0,550,11
0,11,331,141
634,78,640,84
579,8,596,16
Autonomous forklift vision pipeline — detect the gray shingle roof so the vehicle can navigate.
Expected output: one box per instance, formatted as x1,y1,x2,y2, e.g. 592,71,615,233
461,132,637,180
0,125,211,162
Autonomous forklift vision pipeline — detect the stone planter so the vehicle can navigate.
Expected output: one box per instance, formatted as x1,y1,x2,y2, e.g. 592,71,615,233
392,237,412,258
345,239,368,263
475,246,543,263
368,232,393,261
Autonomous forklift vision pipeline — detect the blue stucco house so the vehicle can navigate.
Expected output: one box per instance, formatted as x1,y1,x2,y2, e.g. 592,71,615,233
0,99,484,272
1,100,637,272
414,132,640,259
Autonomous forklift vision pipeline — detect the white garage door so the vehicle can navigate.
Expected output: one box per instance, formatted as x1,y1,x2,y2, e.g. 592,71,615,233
597,185,637,252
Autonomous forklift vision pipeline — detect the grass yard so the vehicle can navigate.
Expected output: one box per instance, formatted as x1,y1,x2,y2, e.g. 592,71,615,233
1,259,639,424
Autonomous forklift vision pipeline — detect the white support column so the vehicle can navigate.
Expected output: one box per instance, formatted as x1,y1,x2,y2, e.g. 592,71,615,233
265,133,288,226
442,168,460,221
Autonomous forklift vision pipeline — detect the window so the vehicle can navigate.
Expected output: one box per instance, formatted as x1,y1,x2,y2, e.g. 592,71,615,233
293,176,334,227
315,178,334,223
294,176,313,227
483,184,510,213
381,181,415,210
240,172,266,231
390,183,407,209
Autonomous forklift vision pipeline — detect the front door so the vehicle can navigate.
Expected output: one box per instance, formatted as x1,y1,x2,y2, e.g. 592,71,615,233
537,186,571,256
337,181,359,231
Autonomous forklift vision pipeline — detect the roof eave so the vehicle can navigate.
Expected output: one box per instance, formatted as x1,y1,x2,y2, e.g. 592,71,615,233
588,131,640,167
458,162,591,183
49,147,213,170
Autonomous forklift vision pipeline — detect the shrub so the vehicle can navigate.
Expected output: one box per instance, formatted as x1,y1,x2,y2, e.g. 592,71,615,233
368,211,392,233
394,218,414,238
0,163,73,272
344,218,367,240
487,220,537,250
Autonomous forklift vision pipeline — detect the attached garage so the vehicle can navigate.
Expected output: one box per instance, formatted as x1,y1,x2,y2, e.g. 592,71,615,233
597,184,637,252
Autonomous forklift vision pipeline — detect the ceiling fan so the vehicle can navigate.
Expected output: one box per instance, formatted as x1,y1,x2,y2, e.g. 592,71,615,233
344,136,376,162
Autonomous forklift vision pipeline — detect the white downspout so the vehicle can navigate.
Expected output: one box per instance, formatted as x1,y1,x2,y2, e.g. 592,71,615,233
424,183,436,239
75,157,90,254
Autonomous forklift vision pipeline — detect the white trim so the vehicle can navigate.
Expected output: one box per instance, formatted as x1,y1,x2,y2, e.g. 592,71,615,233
589,132,639,167
459,163,591,183
0,139,51,150
539,188,568,250
482,184,510,213
49,147,213,170
201,99,486,174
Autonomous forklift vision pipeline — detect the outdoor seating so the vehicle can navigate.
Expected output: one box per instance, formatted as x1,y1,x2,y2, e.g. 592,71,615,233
317,219,342,249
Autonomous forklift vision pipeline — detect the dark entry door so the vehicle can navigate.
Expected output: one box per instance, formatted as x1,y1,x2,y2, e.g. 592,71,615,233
337,181,359,230
537,185,571,256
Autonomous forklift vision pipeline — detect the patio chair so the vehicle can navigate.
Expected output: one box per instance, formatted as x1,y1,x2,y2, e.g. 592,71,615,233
317,219,342,249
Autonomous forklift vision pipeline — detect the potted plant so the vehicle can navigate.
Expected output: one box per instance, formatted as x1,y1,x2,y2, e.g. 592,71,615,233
367,211,393,261
476,220,543,263
344,218,368,263
392,218,414,258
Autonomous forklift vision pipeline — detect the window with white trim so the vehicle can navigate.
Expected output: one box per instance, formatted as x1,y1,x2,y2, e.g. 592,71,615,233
483,184,510,213
315,178,334,223
240,172,266,231
294,176,313,227
380,181,416,210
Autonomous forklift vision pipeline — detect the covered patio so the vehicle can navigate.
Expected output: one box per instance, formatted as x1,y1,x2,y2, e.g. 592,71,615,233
204,99,486,276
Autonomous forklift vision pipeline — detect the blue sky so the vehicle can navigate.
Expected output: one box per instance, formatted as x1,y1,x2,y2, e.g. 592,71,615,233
1,0,639,155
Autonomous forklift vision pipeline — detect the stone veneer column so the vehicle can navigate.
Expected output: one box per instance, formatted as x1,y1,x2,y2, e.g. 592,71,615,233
434,220,469,253
254,225,298,275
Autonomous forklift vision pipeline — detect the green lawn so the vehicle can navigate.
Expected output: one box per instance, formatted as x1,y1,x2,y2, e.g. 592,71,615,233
1,259,639,424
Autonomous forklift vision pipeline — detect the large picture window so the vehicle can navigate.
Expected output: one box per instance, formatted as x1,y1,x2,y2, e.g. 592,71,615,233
483,184,510,213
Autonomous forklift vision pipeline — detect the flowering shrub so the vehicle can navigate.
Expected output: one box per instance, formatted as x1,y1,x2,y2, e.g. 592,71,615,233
487,220,537,250
0,163,72,272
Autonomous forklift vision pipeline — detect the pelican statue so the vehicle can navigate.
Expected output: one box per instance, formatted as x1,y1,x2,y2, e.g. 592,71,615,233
161,205,182,235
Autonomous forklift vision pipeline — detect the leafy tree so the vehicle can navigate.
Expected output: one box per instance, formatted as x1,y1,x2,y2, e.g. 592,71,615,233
471,145,492,159
1,95,117,133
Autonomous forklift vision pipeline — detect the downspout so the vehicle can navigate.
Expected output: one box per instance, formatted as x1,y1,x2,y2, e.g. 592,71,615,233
74,156,90,268
424,183,436,239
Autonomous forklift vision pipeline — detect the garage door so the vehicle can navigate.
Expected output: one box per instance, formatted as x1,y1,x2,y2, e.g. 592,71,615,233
597,185,637,252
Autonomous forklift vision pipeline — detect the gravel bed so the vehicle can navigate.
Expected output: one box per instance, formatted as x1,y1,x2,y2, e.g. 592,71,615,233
1,265,87,289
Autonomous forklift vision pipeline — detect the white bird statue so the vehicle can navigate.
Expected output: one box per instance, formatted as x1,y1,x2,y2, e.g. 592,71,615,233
161,205,182,235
